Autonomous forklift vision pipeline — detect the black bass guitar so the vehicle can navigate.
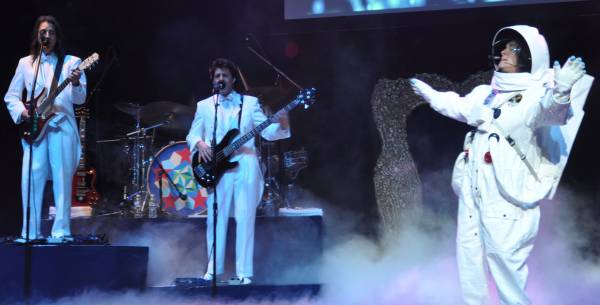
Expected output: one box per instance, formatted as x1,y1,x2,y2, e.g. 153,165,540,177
192,88,316,188
19,53,99,144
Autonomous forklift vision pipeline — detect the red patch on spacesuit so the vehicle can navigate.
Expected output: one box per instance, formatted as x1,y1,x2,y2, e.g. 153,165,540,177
484,151,492,164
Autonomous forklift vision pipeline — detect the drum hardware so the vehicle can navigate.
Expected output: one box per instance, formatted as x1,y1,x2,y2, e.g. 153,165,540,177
283,148,308,208
245,39,309,214
258,140,281,216
148,193,158,218
156,158,188,204
96,135,154,145
260,174,281,217
101,100,195,217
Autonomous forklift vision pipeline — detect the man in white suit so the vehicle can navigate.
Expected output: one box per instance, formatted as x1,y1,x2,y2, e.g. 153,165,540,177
4,15,86,242
187,58,290,285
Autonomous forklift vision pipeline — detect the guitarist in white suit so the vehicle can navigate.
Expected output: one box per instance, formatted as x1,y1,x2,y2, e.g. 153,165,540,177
187,58,290,285
4,16,86,242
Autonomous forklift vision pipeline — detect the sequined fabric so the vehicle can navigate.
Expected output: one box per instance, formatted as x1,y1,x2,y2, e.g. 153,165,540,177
370,71,492,233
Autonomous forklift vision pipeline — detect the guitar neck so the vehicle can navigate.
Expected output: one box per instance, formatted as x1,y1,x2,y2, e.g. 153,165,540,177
47,78,72,102
220,97,301,159
37,77,72,116
78,116,87,168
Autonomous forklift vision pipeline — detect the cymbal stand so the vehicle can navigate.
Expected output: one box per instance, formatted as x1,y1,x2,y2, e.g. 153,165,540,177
126,109,145,217
259,142,280,216
283,148,308,208
125,120,166,217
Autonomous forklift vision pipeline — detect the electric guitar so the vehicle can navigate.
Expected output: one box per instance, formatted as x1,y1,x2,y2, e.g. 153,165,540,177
192,88,317,188
19,53,100,144
72,106,100,206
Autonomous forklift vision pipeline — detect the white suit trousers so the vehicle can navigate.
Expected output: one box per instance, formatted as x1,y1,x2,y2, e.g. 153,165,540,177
205,154,264,278
20,121,79,239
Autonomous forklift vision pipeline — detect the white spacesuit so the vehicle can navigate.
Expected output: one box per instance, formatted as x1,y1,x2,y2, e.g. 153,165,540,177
411,25,592,305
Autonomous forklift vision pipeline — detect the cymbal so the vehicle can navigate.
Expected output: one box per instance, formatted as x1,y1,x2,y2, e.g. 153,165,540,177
140,101,194,132
245,86,291,106
114,102,143,116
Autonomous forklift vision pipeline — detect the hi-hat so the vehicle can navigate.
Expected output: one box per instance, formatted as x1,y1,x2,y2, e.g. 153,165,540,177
140,101,194,132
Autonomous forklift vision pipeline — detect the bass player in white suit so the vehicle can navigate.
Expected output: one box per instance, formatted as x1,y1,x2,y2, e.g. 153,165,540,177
187,58,290,285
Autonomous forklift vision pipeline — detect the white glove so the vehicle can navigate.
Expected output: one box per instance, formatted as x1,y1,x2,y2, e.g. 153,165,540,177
554,56,586,95
409,78,436,103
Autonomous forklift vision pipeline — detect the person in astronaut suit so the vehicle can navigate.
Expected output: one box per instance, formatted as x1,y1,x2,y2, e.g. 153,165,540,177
187,58,290,285
4,15,86,242
410,25,587,305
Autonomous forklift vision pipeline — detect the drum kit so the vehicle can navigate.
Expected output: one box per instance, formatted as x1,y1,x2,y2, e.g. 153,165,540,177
97,101,206,217
97,87,309,218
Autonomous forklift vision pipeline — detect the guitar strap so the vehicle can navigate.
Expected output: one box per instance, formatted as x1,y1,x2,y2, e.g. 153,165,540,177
237,94,244,129
49,55,65,101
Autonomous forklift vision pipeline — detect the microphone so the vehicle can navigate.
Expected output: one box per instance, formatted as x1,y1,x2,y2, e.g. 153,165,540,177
39,35,49,46
212,81,225,92
489,55,518,66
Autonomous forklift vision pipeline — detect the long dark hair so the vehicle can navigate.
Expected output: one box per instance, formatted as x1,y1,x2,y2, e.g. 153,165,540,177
29,15,64,63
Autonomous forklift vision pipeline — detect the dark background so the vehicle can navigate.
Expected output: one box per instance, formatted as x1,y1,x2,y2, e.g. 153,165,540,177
1,1,598,250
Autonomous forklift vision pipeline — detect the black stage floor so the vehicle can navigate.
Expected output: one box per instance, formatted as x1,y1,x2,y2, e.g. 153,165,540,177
0,244,148,303
148,283,321,301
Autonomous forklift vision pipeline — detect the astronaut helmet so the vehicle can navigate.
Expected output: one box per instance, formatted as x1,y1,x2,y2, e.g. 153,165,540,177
491,25,550,75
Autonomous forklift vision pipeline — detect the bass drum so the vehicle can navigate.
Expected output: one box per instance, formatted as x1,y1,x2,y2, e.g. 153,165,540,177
147,141,208,216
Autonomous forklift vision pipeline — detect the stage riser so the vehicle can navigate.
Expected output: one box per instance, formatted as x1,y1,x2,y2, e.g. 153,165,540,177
43,216,323,285
0,245,148,302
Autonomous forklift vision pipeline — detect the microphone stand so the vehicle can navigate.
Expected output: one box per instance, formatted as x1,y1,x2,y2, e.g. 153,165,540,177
155,160,187,203
247,46,303,90
23,41,46,304
25,43,45,243
210,92,219,297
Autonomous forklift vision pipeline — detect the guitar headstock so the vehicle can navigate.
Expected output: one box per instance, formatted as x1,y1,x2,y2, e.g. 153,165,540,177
75,106,91,120
79,53,100,71
296,88,317,109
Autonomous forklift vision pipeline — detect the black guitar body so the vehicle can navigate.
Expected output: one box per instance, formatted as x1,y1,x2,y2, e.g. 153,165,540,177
191,87,317,188
192,128,240,188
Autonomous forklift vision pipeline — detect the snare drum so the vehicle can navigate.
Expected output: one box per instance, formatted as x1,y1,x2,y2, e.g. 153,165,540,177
147,141,208,216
